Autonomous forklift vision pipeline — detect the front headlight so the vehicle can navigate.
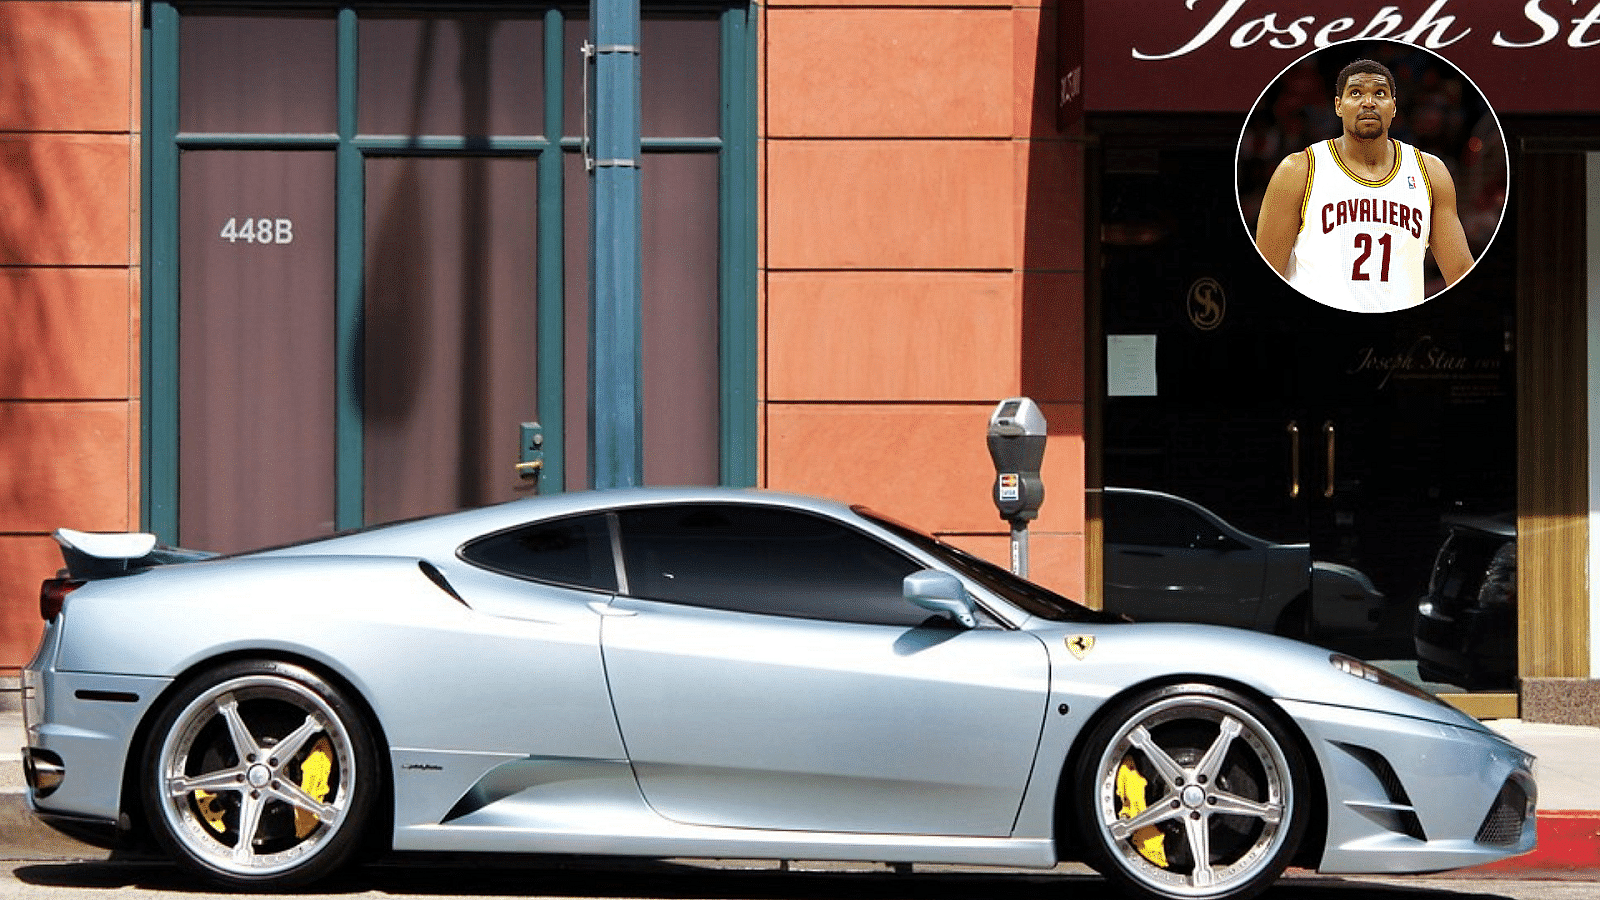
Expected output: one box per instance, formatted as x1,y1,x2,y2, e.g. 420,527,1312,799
1330,653,1442,705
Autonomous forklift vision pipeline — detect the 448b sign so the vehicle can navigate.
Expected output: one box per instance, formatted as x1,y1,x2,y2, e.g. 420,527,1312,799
219,216,294,245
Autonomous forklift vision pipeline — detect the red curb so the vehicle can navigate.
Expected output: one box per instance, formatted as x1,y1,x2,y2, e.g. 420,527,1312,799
1474,811,1600,875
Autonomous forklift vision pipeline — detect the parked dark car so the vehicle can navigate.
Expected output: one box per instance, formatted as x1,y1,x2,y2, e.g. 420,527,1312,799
1414,514,1517,690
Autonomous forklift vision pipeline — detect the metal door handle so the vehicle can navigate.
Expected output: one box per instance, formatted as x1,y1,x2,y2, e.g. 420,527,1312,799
1286,421,1300,499
1322,421,1336,499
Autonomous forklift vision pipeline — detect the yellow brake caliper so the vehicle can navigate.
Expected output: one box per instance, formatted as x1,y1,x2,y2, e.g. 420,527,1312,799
1116,755,1169,867
294,737,334,838
194,790,228,833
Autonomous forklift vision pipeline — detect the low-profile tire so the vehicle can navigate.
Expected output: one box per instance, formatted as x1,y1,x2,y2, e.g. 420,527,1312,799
139,660,379,889
1073,683,1309,900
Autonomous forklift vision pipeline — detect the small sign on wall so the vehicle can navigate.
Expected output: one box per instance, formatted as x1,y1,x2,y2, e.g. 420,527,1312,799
1107,334,1158,397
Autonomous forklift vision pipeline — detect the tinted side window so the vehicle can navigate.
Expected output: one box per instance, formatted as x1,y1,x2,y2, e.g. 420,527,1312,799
616,504,925,626
461,513,617,593
1105,493,1222,548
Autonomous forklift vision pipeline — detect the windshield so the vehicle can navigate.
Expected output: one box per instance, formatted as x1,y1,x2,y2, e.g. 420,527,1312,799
857,508,1123,624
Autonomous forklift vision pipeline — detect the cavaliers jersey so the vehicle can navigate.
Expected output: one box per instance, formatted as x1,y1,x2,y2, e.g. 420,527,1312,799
1287,138,1432,313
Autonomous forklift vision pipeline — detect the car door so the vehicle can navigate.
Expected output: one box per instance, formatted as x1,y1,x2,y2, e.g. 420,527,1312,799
598,502,1051,837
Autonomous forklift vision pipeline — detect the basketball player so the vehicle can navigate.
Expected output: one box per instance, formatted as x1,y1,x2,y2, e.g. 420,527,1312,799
1254,59,1475,313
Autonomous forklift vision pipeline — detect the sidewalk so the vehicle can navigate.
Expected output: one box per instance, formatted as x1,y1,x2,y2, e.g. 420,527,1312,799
3,683,1598,872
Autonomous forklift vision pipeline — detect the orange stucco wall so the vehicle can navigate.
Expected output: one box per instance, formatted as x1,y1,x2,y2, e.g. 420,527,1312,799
0,1,142,668
760,0,1088,597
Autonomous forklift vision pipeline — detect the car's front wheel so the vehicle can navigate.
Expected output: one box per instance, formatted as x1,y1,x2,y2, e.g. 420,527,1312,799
1074,683,1309,900
140,660,378,889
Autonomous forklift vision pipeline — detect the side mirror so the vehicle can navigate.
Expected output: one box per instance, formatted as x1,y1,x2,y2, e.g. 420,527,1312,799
903,569,978,628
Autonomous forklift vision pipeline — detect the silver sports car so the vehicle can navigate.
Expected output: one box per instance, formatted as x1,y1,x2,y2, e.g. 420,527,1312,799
20,488,1535,900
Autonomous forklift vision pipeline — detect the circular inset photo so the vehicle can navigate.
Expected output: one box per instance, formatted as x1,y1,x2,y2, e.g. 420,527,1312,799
1238,39,1506,314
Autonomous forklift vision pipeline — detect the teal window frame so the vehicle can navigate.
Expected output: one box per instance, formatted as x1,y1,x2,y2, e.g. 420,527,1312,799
141,1,757,542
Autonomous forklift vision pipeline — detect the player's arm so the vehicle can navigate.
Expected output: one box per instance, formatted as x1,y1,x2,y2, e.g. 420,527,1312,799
1254,151,1310,280
1423,152,1474,286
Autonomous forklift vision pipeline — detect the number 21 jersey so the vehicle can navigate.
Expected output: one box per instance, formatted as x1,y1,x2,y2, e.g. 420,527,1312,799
1287,138,1432,313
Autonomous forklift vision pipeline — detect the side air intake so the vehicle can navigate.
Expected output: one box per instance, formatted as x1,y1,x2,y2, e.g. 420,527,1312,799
1333,742,1426,842
1475,776,1532,848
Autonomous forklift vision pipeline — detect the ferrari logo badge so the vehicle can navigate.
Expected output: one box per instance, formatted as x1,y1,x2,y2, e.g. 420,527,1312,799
1066,634,1096,660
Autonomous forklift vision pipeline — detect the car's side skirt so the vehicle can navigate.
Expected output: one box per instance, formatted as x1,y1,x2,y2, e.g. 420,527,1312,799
389,752,1057,867
393,822,1058,868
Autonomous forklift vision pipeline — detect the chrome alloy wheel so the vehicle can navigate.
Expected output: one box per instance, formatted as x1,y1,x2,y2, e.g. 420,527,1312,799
1083,687,1304,900
148,664,369,885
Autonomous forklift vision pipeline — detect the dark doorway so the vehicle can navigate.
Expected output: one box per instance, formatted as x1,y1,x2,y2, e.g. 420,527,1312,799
1094,117,1516,688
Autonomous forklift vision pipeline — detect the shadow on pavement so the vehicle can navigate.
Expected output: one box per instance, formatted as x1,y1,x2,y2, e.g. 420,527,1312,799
10,858,1525,900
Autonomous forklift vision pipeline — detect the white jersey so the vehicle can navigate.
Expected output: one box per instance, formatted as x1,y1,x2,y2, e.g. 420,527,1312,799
1287,138,1432,313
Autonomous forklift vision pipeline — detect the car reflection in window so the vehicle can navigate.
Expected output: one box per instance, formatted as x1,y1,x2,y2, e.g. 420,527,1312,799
1103,487,1384,641
1414,513,1516,691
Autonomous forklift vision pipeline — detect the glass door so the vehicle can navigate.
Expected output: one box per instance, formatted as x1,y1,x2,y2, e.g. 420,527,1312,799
1097,131,1516,691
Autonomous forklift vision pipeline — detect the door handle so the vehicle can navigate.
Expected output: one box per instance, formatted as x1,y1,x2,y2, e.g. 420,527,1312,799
516,421,544,489
1322,420,1336,499
1286,421,1300,499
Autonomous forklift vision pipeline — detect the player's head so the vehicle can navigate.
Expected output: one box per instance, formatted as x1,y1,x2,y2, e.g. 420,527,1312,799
1335,59,1396,99
1334,59,1397,140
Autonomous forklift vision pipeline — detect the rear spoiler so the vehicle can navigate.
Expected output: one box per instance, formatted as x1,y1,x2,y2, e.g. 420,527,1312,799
54,528,217,580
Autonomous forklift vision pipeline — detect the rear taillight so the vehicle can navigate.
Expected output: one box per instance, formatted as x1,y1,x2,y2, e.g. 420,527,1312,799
1477,542,1517,607
39,577,83,621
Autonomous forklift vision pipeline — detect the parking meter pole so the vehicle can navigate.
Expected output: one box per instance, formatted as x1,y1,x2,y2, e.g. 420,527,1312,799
1011,523,1029,578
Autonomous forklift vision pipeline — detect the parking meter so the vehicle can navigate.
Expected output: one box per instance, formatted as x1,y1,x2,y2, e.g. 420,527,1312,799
987,398,1046,576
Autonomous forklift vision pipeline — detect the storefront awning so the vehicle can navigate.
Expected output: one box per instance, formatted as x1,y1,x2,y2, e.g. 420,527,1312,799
1071,0,1599,115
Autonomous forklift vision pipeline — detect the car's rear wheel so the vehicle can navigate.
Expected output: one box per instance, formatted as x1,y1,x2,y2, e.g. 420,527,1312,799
140,660,378,889
1074,683,1308,900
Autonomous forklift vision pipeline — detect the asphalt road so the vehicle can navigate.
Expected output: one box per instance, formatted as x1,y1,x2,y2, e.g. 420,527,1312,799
1,857,1596,900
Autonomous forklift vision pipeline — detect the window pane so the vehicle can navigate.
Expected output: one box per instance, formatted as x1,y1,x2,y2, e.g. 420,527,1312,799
563,13,720,139
359,14,545,137
562,14,587,140
642,16,720,138
564,152,722,487
642,152,720,484
618,505,923,625
562,152,590,488
461,514,617,592
363,156,539,524
179,13,337,134
179,151,337,552
1106,493,1216,547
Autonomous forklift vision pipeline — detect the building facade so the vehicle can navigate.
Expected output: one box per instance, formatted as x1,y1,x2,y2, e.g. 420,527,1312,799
1,0,1596,720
